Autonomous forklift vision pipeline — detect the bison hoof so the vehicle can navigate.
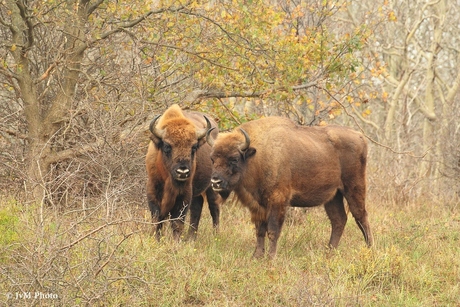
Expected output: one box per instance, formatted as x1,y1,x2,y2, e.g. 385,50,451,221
252,249,265,259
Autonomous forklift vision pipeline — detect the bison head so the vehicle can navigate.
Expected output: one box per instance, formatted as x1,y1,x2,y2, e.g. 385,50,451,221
150,114,211,184
207,128,256,192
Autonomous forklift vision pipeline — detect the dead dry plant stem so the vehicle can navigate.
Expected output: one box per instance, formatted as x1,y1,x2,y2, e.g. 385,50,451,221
320,86,431,159
94,231,137,277
60,219,131,250
59,216,185,251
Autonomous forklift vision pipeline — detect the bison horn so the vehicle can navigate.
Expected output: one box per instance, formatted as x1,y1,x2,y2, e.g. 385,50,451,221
239,128,250,151
149,115,164,140
197,116,212,140
206,127,216,147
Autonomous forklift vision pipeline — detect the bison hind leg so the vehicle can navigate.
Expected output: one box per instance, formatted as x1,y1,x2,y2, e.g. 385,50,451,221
355,217,373,247
324,191,347,248
344,187,373,247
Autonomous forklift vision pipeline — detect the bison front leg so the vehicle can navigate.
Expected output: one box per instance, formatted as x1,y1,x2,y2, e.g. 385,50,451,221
170,196,190,241
148,200,163,241
206,188,221,230
187,195,204,240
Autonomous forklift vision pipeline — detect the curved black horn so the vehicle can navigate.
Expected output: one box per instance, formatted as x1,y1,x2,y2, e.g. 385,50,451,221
239,128,250,151
197,116,212,140
149,115,164,139
206,127,216,147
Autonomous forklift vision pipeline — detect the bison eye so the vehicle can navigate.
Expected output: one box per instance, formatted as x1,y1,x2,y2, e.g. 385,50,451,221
162,143,172,154
229,157,239,166
191,143,198,154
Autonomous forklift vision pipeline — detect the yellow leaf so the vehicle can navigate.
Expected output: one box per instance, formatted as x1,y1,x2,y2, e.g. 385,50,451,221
362,109,372,117
382,91,389,102
11,44,16,51
388,11,397,22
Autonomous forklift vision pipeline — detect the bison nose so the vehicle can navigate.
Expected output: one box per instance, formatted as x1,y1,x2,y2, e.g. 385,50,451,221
211,177,223,191
175,166,190,180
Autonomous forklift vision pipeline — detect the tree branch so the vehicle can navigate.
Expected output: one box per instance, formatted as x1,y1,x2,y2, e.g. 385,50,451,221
34,62,58,84
0,127,28,140
140,40,240,71
349,103,380,130
86,0,104,16
292,81,319,91
89,6,187,46
321,86,430,158
15,0,34,51
185,81,318,103
193,90,265,101
44,141,103,165
0,66,20,81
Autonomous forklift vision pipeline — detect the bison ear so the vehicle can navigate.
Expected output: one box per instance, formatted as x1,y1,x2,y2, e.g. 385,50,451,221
242,147,256,161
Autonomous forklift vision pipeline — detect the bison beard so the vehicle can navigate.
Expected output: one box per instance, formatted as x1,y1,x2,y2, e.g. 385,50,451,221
208,116,373,259
145,104,222,240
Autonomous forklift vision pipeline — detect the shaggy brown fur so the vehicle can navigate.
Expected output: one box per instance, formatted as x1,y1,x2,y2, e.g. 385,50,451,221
146,104,222,240
208,116,373,258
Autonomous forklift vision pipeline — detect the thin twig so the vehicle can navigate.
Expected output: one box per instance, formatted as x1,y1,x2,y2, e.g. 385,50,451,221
320,86,431,158
94,231,137,277
59,219,130,250
218,98,242,126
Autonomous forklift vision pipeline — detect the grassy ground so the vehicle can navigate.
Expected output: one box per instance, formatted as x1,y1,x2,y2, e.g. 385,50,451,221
0,194,459,306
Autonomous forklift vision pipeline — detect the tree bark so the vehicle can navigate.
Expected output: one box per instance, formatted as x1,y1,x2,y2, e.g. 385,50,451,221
8,0,90,203
419,0,444,178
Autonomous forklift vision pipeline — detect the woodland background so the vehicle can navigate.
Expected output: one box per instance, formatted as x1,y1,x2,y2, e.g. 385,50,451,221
1,0,459,206
0,0,459,306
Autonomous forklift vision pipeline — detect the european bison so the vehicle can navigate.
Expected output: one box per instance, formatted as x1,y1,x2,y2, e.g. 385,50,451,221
207,116,373,258
146,104,221,240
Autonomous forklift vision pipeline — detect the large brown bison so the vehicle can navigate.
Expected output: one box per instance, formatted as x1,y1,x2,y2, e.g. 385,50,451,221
207,116,373,258
146,104,221,240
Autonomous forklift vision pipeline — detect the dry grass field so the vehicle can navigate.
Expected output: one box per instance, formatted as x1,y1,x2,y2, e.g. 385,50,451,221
1,188,459,306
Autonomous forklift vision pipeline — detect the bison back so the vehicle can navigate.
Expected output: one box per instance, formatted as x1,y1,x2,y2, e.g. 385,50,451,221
239,119,366,208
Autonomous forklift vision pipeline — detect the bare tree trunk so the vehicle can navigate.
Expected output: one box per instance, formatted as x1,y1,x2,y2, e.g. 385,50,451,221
384,71,410,141
419,0,444,178
9,0,90,203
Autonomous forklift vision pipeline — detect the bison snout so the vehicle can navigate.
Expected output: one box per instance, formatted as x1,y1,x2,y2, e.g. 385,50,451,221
210,177,224,191
175,166,190,181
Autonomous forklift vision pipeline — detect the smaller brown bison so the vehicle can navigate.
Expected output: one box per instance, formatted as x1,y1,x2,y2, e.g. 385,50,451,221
207,116,373,258
146,104,221,240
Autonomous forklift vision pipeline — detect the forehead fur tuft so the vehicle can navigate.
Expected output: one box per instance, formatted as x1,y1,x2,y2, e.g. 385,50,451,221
158,104,186,127
157,105,198,145
164,118,196,142
213,131,245,153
